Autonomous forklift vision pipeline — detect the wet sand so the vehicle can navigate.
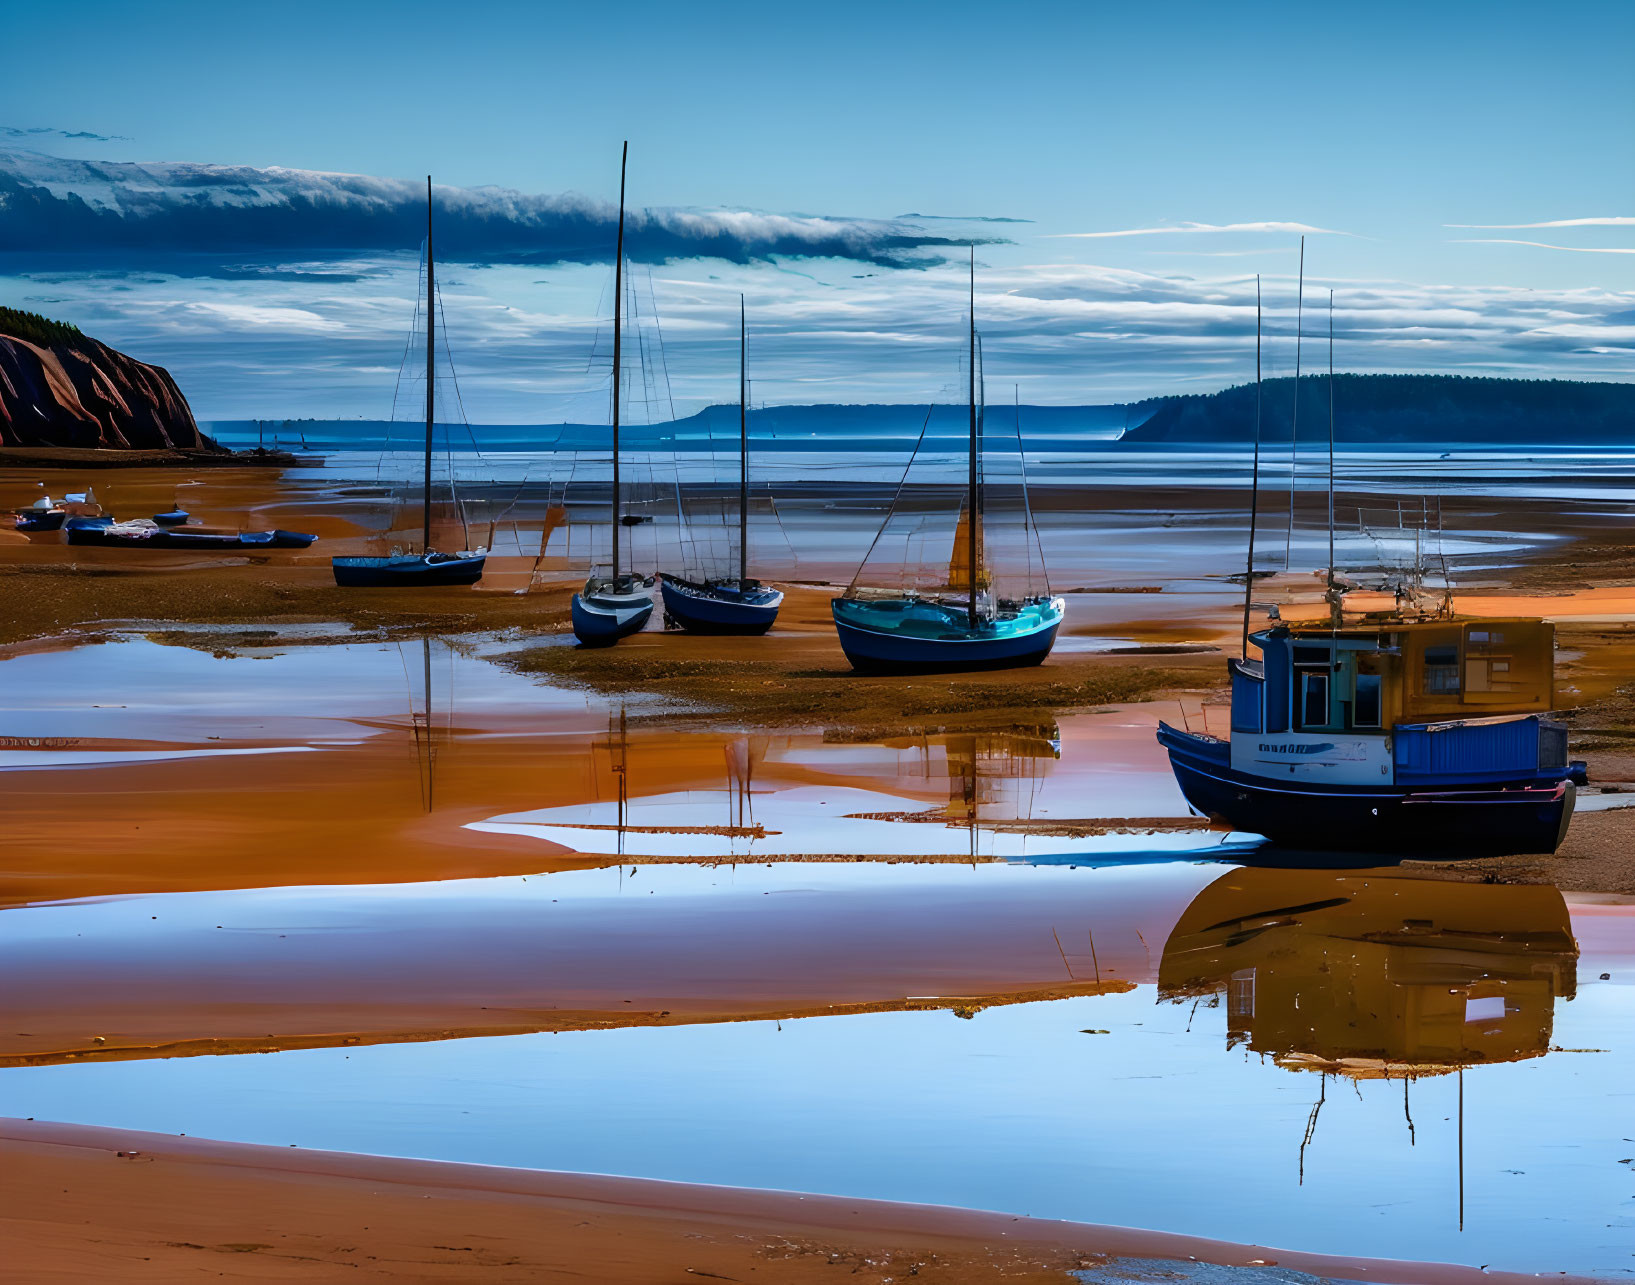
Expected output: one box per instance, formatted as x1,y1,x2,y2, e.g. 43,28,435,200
5,1120,1588,1285
5,454,1634,1281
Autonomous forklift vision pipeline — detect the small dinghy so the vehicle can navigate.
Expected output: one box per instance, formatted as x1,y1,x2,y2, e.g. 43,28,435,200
331,177,486,590
661,297,784,636
16,498,66,532
572,576,655,645
333,552,487,587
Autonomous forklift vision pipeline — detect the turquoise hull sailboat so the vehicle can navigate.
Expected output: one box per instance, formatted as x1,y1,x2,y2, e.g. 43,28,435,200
832,251,1063,673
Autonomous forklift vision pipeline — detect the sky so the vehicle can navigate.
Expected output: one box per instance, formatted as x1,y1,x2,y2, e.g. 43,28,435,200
1,0,1631,421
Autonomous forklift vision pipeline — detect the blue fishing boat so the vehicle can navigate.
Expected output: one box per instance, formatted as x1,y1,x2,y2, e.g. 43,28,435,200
661,296,784,635
1158,278,1579,856
572,143,654,647
15,502,66,532
1159,621,1581,855
832,251,1063,673
332,177,486,589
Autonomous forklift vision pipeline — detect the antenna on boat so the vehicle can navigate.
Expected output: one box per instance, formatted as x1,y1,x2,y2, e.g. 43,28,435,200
967,245,979,630
1284,236,1305,571
739,293,749,591
1241,275,1264,659
424,176,435,556
612,141,628,588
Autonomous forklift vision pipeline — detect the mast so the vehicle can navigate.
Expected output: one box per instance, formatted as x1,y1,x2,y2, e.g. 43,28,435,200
423,176,434,555
1241,275,1264,659
967,246,978,630
611,142,628,586
1327,289,1338,626
739,294,749,590
1284,235,1305,569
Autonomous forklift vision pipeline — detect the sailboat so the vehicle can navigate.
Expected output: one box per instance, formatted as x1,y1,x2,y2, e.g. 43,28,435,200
571,144,657,646
660,296,784,634
830,251,1064,673
332,177,487,588
1157,281,1583,855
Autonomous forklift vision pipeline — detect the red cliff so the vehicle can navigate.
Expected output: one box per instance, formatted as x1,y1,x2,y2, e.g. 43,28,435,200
0,309,220,452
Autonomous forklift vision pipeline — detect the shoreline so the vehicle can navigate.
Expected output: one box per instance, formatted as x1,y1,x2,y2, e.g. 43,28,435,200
1,1119,1604,1284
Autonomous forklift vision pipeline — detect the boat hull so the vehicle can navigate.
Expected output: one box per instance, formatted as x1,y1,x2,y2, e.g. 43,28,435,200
331,554,486,587
831,597,1063,674
1156,722,1576,856
66,523,316,550
660,576,783,635
572,588,654,646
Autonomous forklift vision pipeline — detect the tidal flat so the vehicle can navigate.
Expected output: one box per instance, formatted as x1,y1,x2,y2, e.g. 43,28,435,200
2,450,1633,1282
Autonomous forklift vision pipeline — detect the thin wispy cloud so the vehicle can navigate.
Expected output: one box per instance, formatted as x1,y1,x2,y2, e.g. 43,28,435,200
1451,238,1635,255
1,124,131,143
1047,221,1350,240
1445,217,1635,229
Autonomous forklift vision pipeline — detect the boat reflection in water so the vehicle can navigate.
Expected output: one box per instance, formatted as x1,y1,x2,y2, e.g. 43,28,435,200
1157,866,1578,1078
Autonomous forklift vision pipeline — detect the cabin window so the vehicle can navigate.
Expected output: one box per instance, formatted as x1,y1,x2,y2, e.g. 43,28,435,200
1229,969,1255,1020
1300,672,1330,728
1465,628,1515,694
1424,645,1460,695
1354,673,1382,727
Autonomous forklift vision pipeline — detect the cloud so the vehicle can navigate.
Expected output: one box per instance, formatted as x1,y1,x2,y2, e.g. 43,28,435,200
0,149,996,272
18,253,1626,421
1,125,130,143
1445,217,1635,229
1046,221,1351,240
1450,238,1635,255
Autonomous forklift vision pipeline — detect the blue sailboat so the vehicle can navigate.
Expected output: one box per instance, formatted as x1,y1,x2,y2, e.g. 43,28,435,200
332,177,487,589
572,142,655,646
1158,278,1581,856
831,251,1064,673
661,296,784,635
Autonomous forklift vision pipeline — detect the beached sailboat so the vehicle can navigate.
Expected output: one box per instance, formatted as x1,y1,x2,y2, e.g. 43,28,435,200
571,143,655,645
660,296,784,634
332,178,486,588
1157,283,1582,855
831,252,1064,673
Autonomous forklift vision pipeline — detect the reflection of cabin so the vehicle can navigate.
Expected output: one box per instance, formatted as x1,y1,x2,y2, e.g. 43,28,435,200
1158,869,1577,1077
1229,620,1566,786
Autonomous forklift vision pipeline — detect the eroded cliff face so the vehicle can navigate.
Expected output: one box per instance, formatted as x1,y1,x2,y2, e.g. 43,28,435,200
0,331,219,451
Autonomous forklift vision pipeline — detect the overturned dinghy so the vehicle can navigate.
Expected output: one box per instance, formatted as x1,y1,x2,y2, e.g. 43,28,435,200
572,577,655,645
66,517,316,549
333,552,486,587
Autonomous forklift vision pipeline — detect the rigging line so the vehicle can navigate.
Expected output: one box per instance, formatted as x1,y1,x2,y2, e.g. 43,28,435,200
1327,289,1337,629
1241,274,1264,660
1016,384,1034,591
645,264,677,423
1284,235,1305,571
850,400,940,596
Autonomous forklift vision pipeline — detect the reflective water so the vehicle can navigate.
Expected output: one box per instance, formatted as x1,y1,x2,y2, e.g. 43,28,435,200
2,635,1632,1278
3,862,1628,1276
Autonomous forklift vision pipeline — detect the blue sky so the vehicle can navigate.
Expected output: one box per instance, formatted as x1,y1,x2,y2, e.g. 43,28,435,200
2,0,1631,420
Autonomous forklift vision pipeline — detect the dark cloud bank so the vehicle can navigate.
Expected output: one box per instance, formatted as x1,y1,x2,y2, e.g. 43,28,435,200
0,151,996,272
